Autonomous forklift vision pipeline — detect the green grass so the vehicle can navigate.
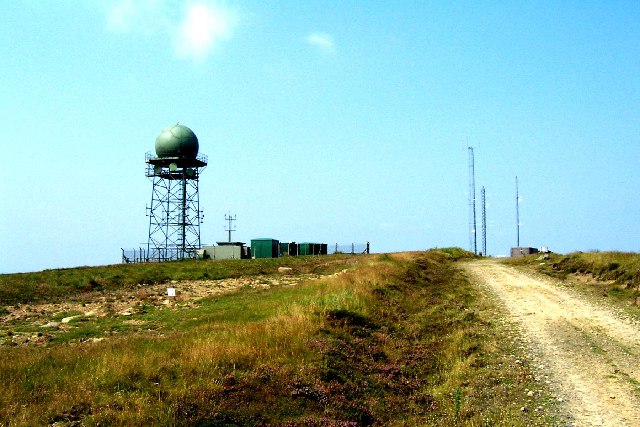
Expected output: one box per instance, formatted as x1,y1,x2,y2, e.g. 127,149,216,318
0,250,555,426
577,328,606,355
0,256,352,305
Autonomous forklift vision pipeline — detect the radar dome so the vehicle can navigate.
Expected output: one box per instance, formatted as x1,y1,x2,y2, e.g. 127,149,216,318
155,124,199,159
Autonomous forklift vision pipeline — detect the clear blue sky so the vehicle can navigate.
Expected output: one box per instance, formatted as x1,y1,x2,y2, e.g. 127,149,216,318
2,1,639,273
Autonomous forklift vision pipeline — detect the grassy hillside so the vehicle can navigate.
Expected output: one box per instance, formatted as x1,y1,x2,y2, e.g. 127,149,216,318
0,251,554,426
506,251,640,312
0,256,352,305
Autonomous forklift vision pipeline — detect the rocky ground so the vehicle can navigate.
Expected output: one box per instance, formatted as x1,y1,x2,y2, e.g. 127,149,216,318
0,269,330,347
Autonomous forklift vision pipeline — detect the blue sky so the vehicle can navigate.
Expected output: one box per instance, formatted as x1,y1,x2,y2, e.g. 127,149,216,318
1,1,639,273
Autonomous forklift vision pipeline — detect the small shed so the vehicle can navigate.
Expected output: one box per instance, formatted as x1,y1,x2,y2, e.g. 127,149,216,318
216,242,250,259
201,245,242,260
251,238,280,259
510,247,539,258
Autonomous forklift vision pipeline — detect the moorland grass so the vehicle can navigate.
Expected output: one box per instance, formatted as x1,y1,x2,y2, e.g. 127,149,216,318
0,255,353,305
1,251,552,426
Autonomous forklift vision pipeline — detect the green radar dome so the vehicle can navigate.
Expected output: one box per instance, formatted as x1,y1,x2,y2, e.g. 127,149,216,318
155,124,199,159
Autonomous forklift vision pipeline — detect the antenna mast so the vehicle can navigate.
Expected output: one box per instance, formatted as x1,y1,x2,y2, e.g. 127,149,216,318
481,186,486,256
225,212,237,243
516,176,520,247
468,147,477,254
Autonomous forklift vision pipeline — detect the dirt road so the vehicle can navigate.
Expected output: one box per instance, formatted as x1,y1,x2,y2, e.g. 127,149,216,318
462,259,640,427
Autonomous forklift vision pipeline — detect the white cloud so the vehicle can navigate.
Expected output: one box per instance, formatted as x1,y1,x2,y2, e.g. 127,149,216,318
106,0,136,32
106,0,169,34
173,2,237,62
306,32,335,54
104,0,237,62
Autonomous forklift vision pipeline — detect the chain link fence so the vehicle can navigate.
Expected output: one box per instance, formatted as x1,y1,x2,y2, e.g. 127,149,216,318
328,242,370,255
122,242,370,263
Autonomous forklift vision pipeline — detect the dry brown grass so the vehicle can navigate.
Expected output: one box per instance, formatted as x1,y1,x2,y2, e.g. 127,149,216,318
0,250,556,426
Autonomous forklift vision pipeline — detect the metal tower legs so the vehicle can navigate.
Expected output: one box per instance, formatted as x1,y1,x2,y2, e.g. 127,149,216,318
147,171,202,261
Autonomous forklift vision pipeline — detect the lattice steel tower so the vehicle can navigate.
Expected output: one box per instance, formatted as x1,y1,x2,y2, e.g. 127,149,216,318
468,147,477,254
146,124,207,261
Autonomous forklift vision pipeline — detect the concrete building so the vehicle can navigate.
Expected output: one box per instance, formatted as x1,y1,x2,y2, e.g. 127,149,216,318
510,247,539,258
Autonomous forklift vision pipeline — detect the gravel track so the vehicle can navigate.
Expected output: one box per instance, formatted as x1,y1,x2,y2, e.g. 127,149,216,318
462,259,640,427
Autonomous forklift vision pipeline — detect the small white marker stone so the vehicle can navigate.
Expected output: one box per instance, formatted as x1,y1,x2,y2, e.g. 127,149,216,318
167,287,176,297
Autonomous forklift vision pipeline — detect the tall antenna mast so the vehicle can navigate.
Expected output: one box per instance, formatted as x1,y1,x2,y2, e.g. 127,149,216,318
468,147,477,254
481,186,487,256
515,176,520,247
225,212,237,243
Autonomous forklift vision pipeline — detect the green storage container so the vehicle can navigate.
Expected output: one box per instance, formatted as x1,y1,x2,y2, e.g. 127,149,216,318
289,242,299,256
299,242,326,256
298,242,312,256
251,238,280,258
279,242,299,256
279,242,289,256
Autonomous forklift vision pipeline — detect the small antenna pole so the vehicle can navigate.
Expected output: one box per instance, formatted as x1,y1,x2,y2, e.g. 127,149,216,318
481,186,487,256
225,212,237,243
516,176,520,247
